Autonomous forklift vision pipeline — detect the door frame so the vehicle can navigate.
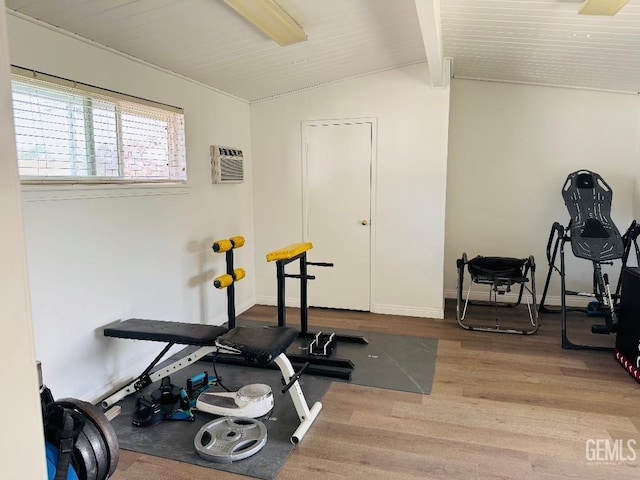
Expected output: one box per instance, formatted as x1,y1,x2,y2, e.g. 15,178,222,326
301,117,378,312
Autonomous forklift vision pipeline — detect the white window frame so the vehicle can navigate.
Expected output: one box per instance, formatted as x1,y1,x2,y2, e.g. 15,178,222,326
10,66,187,186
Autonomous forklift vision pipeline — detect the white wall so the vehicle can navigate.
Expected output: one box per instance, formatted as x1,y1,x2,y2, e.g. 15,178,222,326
10,10,640,414
445,79,640,302
7,14,255,402
0,6,47,478
251,63,451,319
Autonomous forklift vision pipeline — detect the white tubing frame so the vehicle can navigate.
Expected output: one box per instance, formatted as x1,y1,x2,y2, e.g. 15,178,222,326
274,353,322,444
101,345,216,408
101,345,321,444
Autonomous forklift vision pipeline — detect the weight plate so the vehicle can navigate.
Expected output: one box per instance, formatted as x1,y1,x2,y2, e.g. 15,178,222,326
80,419,107,480
82,419,109,480
74,429,99,480
194,417,267,463
44,402,98,480
57,398,120,477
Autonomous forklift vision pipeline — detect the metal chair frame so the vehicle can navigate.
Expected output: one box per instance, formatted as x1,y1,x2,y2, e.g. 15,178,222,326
456,253,539,335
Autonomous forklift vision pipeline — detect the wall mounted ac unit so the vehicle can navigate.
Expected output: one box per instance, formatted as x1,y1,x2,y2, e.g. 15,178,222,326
211,145,244,184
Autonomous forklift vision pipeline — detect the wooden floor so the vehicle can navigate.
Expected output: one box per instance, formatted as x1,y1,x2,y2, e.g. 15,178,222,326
112,302,640,480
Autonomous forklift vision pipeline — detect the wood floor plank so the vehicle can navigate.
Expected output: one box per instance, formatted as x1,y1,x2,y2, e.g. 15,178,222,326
289,427,535,480
529,453,639,480
460,381,640,416
348,411,581,458
436,361,632,393
110,453,245,480
392,398,627,442
111,301,640,479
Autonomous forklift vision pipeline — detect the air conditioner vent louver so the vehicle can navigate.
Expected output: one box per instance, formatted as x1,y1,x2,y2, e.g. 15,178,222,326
211,145,244,184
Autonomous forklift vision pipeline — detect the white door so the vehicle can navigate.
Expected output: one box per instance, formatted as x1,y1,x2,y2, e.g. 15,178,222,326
303,120,374,311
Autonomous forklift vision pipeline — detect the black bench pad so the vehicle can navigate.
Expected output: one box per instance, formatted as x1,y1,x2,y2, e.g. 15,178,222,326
217,326,298,364
104,319,228,346
104,320,298,365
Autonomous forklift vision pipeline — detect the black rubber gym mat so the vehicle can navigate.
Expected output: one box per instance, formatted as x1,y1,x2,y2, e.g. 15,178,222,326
111,360,330,480
246,319,439,395
109,325,438,479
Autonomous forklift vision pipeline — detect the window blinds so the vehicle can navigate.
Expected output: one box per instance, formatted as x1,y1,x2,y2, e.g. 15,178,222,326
11,67,186,184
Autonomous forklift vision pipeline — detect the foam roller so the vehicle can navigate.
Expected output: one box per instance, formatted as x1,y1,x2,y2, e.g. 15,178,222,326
230,236,245,248
212,239,233,253
213,274,233,289
233,268,246,282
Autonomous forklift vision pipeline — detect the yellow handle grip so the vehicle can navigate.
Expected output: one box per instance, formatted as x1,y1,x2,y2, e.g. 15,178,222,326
213,274,233,289
230,236,245,248
233,268,246,281
212,239,233,253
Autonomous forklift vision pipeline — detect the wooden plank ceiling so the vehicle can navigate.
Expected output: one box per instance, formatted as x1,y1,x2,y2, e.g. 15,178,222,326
441,0,640,93
5,0,640,100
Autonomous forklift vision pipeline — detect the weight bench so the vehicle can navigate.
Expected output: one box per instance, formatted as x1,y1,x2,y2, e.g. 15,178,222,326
102,319,322,444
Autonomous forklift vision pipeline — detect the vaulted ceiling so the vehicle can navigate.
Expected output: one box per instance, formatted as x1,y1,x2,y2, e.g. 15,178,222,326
442,0,640,94
5,0,640,101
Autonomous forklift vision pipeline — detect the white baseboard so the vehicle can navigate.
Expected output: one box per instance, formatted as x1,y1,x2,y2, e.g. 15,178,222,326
372,304,443,319
257,290,594,320
443,289,591,308
256,296,442,319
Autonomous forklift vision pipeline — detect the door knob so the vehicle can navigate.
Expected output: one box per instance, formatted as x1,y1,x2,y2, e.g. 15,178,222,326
361,220,369,226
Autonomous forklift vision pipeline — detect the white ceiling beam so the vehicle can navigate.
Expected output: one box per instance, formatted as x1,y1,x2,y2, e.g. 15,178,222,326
414,0,446,88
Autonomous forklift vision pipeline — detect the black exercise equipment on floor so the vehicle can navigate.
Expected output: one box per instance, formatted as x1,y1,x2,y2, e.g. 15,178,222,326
130,375,194,427
539,170,640,350
102,235,324,444
40,361,120,480
205,237,358,379
456,253,539,335
265,242,368,379
102,236,322,444
616,267,640,383
102,320,321,444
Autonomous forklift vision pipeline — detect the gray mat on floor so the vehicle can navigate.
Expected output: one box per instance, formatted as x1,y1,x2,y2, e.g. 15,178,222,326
111,361,330,480
109,325,437,479
281,325,438,395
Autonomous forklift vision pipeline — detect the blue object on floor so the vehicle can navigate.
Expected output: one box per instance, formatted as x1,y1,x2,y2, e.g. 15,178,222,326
45,441,79,480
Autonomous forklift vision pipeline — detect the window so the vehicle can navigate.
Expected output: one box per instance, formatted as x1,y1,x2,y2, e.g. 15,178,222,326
10,67,186,184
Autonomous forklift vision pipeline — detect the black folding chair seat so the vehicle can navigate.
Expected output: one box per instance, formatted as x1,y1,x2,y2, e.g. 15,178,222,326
467,256,528,285
456,253,538,335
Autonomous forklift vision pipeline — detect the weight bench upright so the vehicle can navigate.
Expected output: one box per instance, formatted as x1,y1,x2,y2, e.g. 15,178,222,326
265,242,368,380
102,319,322,444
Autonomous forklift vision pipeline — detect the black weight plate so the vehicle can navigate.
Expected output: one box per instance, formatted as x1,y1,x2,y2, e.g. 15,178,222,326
74,429,99,480
81,417,109,480
57,398,120,477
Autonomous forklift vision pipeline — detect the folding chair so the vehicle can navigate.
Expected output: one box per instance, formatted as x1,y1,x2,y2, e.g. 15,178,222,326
456,253,538,335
